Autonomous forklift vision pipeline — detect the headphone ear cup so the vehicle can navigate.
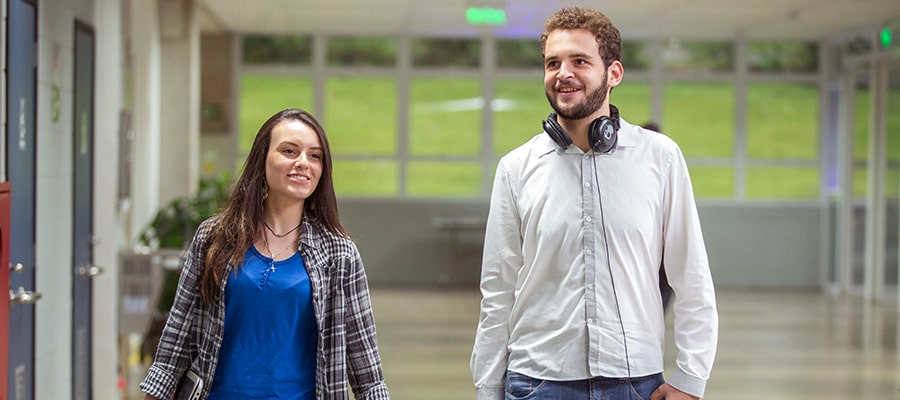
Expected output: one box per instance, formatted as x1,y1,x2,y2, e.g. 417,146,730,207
543,113,572,149
589,116,618,154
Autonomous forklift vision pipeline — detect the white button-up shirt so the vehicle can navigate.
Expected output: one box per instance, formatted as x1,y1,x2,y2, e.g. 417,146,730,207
471,118,718,399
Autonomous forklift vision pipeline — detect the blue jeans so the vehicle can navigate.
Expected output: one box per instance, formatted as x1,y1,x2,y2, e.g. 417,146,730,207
504,371,665,400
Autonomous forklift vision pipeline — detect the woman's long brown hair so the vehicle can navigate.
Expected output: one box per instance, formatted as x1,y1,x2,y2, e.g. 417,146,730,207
199,108,346,304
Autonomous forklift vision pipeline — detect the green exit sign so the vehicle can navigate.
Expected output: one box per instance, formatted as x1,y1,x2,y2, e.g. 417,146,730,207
880,26,893,48
466,7,506,26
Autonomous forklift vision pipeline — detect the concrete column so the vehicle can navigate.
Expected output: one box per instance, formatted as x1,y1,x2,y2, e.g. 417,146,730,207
864,46,889,302
130,0,162,241
837,66,857,294
158,0,200,205
199,32,238,178
312,34,326,122
94,0,124,397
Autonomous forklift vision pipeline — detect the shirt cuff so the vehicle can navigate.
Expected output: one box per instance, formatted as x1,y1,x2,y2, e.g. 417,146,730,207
667,368,707,398
139,364,179,399
476,386,504,400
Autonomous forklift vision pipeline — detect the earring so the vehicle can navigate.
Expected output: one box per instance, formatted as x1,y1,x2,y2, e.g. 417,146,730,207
262,181,268,201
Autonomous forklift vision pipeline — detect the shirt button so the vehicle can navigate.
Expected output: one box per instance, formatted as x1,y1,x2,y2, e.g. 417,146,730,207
586,249,592,255
587,318,594,324
586,216,592,222
584,182,590,188
587,283,594,290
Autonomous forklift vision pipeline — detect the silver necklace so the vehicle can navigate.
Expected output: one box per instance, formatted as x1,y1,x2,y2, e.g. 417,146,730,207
264,221,301,238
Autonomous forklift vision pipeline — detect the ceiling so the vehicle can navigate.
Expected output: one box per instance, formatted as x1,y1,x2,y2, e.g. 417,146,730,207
197,0,900,42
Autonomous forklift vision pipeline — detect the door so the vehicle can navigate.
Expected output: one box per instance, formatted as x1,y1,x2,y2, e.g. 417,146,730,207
72,21,97,400
0,183,11,397
7,0,39,399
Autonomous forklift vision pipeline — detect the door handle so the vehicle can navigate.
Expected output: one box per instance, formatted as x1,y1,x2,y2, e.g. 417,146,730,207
10,263,24,273
77,264,103,278
9,286,42,304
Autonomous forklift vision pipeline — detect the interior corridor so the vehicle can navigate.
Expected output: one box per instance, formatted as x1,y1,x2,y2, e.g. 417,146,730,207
370,287,899,400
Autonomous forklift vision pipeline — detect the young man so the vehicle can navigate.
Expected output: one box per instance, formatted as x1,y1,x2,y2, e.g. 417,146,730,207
470,7,718,400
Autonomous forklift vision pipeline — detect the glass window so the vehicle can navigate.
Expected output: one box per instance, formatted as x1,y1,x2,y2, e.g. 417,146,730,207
410,77,481,156
663,40,734,73
333,160,398,197
327,36,396,66
853,84,871,162
748,41,818,73
611,81,651,128
889,69,900,200
664,82,734,157
621,40,649,71
239,74,312,152
407,162,481,197
325,77,396,155
853,168,868,198
494,77,546,155
497,39,542,69
747,82,818,160
890,73,900,162
689,166,734,199
746,167,819,200
412,38,481,67
242,35,311,65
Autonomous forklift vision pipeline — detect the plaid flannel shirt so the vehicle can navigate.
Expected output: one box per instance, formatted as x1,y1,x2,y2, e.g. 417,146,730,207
140,216,391,400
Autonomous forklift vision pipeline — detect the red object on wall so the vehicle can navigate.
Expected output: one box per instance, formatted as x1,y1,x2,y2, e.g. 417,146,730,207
0,182,10,397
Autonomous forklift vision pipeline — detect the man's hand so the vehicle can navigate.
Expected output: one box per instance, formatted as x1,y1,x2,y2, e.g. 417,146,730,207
650,383,700,400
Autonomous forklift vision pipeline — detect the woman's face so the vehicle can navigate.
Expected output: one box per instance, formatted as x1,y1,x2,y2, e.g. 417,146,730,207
264,119,324,207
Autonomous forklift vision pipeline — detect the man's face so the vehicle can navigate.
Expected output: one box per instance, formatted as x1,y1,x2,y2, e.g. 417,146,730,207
543,29,610,121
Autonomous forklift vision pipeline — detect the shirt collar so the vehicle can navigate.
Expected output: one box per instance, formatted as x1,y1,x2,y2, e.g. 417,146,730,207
299,216,323,251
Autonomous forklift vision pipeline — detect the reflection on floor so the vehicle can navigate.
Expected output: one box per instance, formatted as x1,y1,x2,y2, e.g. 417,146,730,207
370,287,899,400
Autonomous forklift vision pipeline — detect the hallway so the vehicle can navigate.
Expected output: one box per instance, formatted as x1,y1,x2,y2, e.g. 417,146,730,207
370,287,899,400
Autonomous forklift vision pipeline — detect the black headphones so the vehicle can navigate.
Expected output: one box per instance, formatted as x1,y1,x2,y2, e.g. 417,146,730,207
542,104,620,154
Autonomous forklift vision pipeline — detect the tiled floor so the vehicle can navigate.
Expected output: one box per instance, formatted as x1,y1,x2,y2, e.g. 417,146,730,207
370,287,900,400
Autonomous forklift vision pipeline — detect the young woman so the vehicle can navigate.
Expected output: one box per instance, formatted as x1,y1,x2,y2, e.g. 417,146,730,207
141,108,391,400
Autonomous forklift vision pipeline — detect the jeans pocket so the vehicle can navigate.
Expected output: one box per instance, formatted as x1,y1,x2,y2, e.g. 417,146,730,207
505,371,545,400
628,373,665,400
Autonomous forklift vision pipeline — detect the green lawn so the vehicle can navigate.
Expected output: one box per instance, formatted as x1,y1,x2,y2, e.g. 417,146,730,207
239,73,900,200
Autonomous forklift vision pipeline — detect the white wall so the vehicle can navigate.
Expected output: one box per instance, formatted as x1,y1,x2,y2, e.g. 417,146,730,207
339,199,827,288
33,0,126,398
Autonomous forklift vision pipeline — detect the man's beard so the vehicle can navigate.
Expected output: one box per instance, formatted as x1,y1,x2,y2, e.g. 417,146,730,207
546,77,609,121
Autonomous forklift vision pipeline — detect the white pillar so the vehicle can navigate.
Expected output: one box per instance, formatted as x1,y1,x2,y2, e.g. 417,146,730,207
865,47,889,302
130,0,162,242
94,0,124,397
158,0,200,205
837,66,857,294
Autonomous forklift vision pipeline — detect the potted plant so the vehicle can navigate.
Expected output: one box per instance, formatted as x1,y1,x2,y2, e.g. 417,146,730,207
137,173,232,358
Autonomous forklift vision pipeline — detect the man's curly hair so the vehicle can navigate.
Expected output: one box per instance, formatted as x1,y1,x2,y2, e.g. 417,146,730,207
540,7,621,67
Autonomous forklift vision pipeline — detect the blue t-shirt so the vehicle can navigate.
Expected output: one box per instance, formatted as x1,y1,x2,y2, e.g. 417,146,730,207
207,246,318,399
